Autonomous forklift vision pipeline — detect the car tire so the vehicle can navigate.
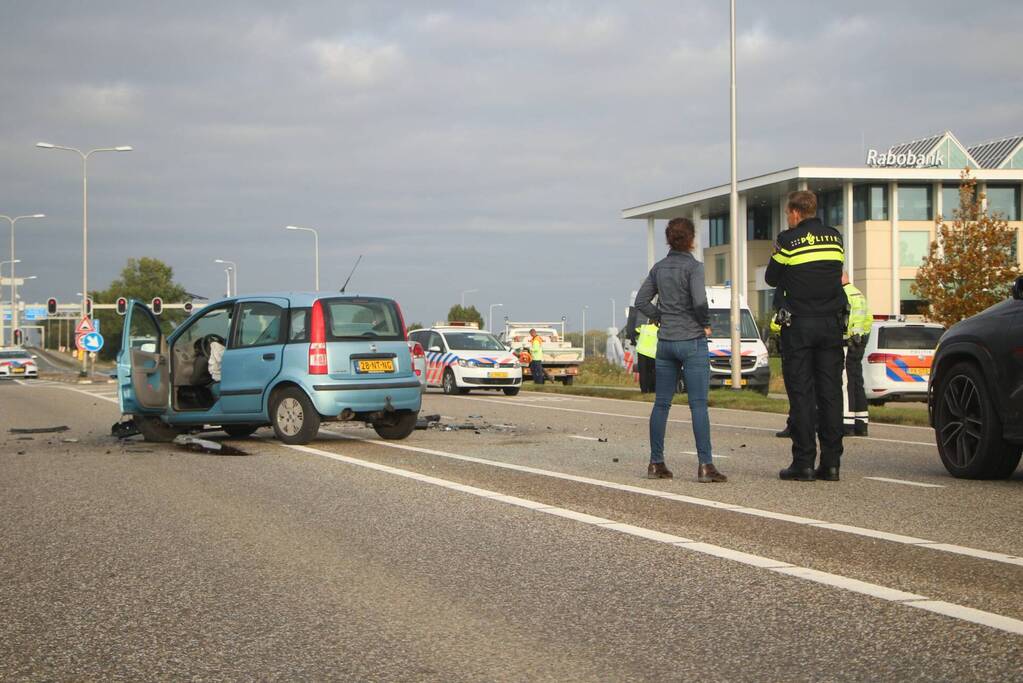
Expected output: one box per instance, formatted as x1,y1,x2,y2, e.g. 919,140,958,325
442,370,468,395
868,399,886,407
136,415,181,443
372,410,417,440
934,362,1022,479
503,387,520,396
270,387,321,445
223,424,260,438
755,384,769,396
562,376,575,386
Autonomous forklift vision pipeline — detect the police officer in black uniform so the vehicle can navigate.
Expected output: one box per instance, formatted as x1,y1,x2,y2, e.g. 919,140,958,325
765,190,846,481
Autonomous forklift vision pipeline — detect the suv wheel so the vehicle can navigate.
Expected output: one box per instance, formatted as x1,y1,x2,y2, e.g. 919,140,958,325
136,415,181,443
934,362,1022,479
270,387,321,445
372,410,417,440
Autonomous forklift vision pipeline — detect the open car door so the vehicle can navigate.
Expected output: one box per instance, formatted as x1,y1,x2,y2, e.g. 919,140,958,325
116,300,169,415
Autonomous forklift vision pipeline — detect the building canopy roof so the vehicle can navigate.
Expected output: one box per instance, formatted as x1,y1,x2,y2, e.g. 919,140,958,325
969,135,1023,169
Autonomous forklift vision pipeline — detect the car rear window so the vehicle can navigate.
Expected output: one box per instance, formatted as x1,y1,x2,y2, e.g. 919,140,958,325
878,326,943,350
322,298,404,341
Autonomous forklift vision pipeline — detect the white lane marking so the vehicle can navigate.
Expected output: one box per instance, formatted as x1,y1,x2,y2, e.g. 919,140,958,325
516,389,936,431
682,450,730,459
864,477,946,489
327,432,1023,570
568,435,600,441
281,439,1023,636
458,395,936,448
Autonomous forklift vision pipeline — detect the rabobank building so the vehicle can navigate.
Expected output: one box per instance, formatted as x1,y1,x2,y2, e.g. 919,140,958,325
622,131,1023,318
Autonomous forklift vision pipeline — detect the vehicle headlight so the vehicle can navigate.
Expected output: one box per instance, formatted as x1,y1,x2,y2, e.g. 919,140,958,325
457,358,475,367
756,353,770,368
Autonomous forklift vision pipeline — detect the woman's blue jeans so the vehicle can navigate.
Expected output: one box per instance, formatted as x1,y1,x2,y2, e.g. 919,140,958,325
649,336,713,465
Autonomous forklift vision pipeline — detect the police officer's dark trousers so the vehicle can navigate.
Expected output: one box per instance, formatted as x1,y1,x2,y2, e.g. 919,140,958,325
637,354,656,393
845,340,868,430
781,315,844,469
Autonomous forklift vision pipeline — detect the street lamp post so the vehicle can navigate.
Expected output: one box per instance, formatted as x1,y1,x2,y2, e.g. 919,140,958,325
37,142,132,376
285,225,320,291
223,267,233,298
460,288,478,308
1,214,44,342
214,259,237,296
0,259,21,345
488,303,503,332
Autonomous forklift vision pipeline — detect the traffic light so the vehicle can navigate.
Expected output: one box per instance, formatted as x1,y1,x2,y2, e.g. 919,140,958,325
13,329,22,346
151,297,163,315
47,297,58,315
116,297,128,316
84,297,93,316
183,301,194,314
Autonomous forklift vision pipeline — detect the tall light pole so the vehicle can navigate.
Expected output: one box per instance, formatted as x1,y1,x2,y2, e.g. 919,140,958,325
728,0,742,391
460,288,478,308
1,214,44,342
285,225,319,291
37,142,132,376
488,303,503,332
214,259,237,296
582,305,588,360
222,267,233,298
610,298,616,331
0,259,21,345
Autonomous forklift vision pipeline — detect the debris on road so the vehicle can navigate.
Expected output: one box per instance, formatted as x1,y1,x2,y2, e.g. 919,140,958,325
10,425,70,434
598,437,608,443
416,414,517,433
61,438,80,444
415,414,442,430
111,419,141,439
612,457,619,462
173,435,247,456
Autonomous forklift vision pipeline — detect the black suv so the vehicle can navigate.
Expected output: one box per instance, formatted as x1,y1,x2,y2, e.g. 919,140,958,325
929,277,1023,479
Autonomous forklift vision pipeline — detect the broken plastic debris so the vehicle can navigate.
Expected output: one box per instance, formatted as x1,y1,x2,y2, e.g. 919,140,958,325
61,438,80,444
597,438,608,443
173,435,247,456
10,425,70,434
111,419,141,439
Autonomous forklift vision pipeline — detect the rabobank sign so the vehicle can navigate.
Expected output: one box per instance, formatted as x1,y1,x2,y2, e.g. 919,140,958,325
865,148,944,168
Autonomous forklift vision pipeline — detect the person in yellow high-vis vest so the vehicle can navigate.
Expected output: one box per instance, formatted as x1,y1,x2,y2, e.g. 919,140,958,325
842,272,872,436
528,328,546,384
634,320,659,393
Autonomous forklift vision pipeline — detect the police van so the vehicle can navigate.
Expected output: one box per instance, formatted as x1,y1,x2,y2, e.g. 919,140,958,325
703,287,771,394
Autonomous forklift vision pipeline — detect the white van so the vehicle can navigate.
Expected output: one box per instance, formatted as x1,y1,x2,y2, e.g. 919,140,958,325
703,287,771,394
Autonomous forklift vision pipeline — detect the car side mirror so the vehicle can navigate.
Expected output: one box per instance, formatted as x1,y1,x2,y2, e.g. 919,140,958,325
428,345,442,353
1013,276,1023,301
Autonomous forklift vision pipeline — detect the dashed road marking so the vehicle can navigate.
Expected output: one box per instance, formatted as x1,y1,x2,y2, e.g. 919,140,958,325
280,438,1023,637
568,435,601,441
864,476,946,489
329,432,1023,570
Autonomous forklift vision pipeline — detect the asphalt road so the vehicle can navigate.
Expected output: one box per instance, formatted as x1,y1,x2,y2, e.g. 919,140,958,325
2,379,1021,681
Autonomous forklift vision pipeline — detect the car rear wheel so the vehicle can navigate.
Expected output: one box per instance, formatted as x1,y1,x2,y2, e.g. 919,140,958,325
561,376,574,386
136,415,181,443
270,387,320,445
223,424,260,438
934,362,1022,479
372,410,417,440
503,387,520,396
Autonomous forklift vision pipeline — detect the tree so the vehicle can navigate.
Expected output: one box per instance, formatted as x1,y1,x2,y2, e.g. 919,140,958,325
92,257,188,359
913,170,1020,327
408,322,424,332
445,304,483,328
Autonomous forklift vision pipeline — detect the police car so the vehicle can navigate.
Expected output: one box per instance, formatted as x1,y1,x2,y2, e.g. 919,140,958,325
862,319,944,404
409,323,523,395
0,348,38,379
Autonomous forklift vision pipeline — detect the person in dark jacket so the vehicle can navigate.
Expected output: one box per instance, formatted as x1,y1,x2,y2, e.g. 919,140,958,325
626,288,657,393
635,217,727,483
765,190,846,482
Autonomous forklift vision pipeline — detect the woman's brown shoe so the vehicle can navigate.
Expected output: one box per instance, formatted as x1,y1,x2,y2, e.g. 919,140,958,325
697,463,727,483
647,462,673,479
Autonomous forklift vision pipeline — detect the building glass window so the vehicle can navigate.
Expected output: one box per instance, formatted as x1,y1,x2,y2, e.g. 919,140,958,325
747,205,771,241
817,188,843,227
714,253,726,286
899,231,931,267
941,184,974,220
709,215,729,247
987,185,1020,221
853,184,888,221
898,184,933,221
900,279,928,316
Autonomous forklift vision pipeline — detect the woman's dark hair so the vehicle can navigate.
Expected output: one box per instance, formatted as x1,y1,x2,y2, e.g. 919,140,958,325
665,217,695,252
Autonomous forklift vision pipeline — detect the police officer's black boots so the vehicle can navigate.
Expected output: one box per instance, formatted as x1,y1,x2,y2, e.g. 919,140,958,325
814,465,840,481
778,465,815,481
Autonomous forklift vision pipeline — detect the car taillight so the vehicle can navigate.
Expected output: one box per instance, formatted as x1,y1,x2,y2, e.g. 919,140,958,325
409,342,425,376
867,353,892,364
309,299,328,375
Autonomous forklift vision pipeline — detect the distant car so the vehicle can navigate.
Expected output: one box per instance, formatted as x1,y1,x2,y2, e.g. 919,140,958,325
409,340,426,393
929,278,1023,479
409,323,523,395
0,348,38,379
117,294,422,444
862,320,945,404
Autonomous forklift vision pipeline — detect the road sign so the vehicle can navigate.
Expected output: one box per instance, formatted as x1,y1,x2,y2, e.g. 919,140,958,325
23,306,47,321
75,316,95,336
78,331,104,353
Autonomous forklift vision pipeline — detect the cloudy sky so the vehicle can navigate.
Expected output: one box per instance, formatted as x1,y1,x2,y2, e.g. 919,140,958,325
2,1,1022,330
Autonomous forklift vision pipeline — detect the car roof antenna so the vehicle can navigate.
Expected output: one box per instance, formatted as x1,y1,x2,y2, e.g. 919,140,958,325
340,255,363,293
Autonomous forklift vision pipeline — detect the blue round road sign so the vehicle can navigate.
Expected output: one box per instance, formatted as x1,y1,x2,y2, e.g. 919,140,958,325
80,331,104,353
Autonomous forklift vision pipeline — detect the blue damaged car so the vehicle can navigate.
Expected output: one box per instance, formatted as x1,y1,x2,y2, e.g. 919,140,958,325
117,293,422,444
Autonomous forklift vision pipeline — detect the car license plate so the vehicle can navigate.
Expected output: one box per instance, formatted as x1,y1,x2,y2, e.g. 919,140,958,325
489,371,508,378
357,359,394,373
12,367,24,374
907,367,930,376
723,378,748,386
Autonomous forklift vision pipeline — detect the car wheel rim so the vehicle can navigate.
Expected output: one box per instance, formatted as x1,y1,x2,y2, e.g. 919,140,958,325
445,374,454,393
939,375,983,468
276,397,304,437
